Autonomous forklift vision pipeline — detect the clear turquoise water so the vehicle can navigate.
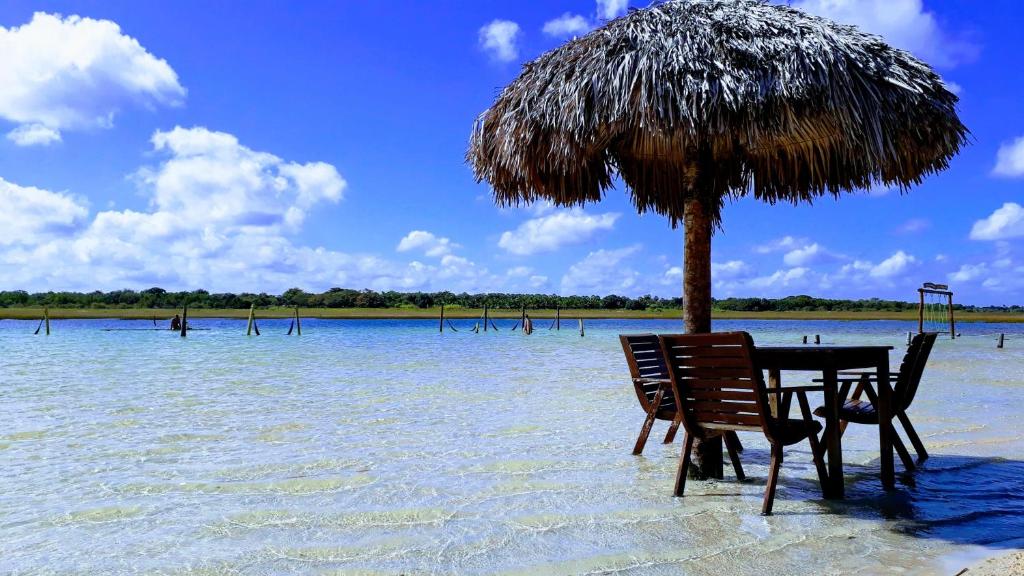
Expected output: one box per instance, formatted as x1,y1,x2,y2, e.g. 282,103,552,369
2,318,1023,574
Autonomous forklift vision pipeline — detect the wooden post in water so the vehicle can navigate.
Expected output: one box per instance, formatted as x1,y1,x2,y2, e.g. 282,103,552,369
947,293,956,340
483,305,489,332
802,335,808,344
44,307,50,335
917,289,925,334
246,303,255,336
180,304,188,338
998,333,1005,349
295,306,302,336
579,317,584,337
439,303,445,333
520,305,526,329
815,335,821,344
556,306,561,330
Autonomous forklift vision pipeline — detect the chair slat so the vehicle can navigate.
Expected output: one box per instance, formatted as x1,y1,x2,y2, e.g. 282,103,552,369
664,355,750,368
688,389,758,402
689,400,760,415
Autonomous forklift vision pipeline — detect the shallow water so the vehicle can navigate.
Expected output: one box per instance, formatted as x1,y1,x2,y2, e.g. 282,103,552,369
2,318,1023,574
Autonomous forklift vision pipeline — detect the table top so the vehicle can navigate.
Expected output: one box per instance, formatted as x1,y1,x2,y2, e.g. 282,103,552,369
754,345,893,371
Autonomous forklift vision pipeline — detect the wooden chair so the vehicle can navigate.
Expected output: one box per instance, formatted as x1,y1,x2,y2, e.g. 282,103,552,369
620,334,683,455
660,332,829,515
621,334,746,456
813,332,937,472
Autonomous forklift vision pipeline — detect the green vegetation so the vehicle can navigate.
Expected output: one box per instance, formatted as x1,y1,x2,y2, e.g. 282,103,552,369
0,288,1020,314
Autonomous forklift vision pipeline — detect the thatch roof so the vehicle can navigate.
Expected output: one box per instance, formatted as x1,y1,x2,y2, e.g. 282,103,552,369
468,0,968,225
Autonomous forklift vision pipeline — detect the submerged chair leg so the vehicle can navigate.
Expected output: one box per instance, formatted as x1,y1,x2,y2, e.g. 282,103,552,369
892,429,916,472
633,387,664,455
724,433,745,481
897,411,928,463
797,391,830,496
727,431,744,453
664,415,681,444
674,433,695,497
762,444,783,515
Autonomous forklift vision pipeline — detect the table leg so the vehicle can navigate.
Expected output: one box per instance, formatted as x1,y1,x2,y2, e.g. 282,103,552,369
768,369,781,418
823,367,844,499
877,355,894,490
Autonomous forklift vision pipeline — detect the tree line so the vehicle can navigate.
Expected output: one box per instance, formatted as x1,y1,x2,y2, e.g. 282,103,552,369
0,288,1019,312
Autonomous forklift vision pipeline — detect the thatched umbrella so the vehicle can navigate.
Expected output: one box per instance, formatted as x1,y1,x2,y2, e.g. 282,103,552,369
468,0,966,475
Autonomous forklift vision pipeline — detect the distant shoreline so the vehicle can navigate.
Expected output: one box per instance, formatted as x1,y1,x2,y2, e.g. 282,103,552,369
3,307,1024,323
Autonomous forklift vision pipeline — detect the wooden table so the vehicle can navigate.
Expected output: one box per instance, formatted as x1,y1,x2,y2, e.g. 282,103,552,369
754,345,895,498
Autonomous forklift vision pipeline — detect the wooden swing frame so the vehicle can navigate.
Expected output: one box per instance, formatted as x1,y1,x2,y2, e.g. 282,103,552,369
917,283,954,340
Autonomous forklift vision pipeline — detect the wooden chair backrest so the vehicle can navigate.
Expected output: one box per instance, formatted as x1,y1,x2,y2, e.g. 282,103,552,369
619,334,674,414
895,332,938,411
659,332,773,439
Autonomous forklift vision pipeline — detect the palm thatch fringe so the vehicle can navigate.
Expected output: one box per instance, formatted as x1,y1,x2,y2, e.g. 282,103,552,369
468,0,967,226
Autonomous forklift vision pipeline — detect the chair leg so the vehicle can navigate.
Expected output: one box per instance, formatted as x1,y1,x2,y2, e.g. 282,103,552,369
797,391,830,497
664,415,681,444
897,411,928,463
762,444,783,516
727,431,744,453
632,388,664,455
724,432,745,481
892,427,916,472
674,432,695,497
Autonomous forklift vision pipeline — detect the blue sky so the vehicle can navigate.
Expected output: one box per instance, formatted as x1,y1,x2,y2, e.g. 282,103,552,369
0,1,1022,304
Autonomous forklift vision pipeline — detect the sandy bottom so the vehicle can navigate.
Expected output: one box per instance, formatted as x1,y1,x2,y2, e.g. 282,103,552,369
963,550,1024,575
2,318,1024,573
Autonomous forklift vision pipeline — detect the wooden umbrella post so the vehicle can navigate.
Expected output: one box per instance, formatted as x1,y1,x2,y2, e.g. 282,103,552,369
180,304,188,338
295,306,302,336
683,196,723,480
44,306,50,336
556,305,561,330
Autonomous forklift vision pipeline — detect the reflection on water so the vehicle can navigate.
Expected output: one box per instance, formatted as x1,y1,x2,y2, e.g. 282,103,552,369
1,318,1023,573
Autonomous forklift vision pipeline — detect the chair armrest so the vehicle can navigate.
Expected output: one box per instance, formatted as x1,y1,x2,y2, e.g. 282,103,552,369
765,386,827,394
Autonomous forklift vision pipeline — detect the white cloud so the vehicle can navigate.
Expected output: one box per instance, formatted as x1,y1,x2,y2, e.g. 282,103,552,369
747,267,810,290
712,260,753,280
0,129,516,294
479,19,520,62
561,245,641,295
869,250,917,278
135,126,345,233
506,266,533,278
755,236,806,254
498,209,619,255
783,243,827,267
543,13,590,37
949,263,987,283
993,138,1024,178
970,203,1024,241
0,177,88,246
791,0,976,68
0,12,185,144
596,0,628,20
6,123,61,146
397,230,458,257
894,218,931,234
